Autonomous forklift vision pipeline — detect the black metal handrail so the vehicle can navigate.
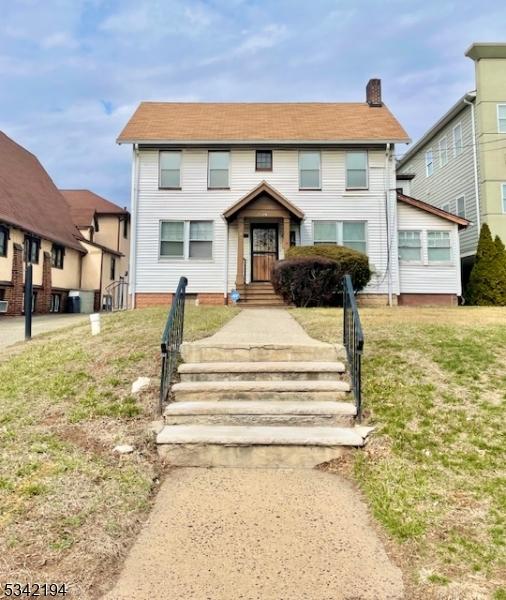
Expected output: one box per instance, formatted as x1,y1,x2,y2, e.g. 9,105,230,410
342,274,364,420
160,276,188,412
105,276,129,311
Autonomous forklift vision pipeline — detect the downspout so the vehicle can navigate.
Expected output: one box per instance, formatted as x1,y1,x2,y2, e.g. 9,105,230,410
129,144,139,309
384,142,393,306
223,217,229,304
463,96,481,231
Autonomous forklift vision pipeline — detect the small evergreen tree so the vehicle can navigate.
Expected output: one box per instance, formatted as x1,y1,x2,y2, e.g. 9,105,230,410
466,224,506,305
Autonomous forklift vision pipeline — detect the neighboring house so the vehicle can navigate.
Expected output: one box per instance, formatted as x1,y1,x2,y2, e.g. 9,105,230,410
397,43,506,286
118,79,469,307
60,190,130,311
0,131,86,316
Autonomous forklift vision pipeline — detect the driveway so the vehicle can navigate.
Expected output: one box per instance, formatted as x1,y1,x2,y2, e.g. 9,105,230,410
0,313,88,349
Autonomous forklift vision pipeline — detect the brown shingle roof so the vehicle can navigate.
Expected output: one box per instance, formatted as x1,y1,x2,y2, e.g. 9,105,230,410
0,132,84,252
60,189,128,228
117,102,410,143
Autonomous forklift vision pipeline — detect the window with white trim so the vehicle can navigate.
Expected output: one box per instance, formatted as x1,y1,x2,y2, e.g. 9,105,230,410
502,183,506,213
456,196,466,218
425,149,434,176
427,230,451,262
159,151,181,188
313,221,366,254
160,220,213,259
439,136,448,166
208,151,229,188
453,123,463,156
345,151,368,189
441,202,451,213
398,230,422,262
498,104,506,133
299,151,321,189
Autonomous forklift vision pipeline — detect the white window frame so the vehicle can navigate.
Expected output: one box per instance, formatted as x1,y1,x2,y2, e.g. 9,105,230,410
439,136,448,167
425,148,434,177
398,229,422,263
497,104,506,133
501,183,506,214
453,122,463,157
345,150,369,190
159,220,214,261
441,202,451,213
427,230,452,264
312,220,367,254
456,195,466,219
299,150,321,190
208,151,230,189
159,150,182,189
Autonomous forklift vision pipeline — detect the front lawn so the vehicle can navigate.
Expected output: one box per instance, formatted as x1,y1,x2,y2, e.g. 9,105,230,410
291,306,506,600
0,305,238,599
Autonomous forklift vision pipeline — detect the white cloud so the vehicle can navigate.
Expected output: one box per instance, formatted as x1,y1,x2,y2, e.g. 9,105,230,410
41,31,79,49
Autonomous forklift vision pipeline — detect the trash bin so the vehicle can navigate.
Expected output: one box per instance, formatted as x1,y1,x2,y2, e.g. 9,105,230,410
67,296,81,313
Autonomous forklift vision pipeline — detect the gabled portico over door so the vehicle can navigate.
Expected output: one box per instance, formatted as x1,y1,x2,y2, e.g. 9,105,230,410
222,181,304,287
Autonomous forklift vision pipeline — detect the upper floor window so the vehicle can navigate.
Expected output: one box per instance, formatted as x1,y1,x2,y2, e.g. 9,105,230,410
110,256,116,280
313,221,366,254
51,244,65,269
398,230,422,262
256,150,272,171
159,150,181,189
160,220,213,260
427,230,451,262
24,235,40,264
0,225,9,257
94,215,99,233
453,123,463,156
123,217,128,239
425,149,434,177
501,183,506,213
456,195,466,218
299,151,321,189
346,151,368,189
208,151,229,189
439,136,448,166
441,202,451,213
498,105,506,133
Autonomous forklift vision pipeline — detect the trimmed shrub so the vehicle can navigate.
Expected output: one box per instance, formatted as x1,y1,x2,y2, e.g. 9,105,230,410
285,244,371,292
271,246,371,307
466,224,506,305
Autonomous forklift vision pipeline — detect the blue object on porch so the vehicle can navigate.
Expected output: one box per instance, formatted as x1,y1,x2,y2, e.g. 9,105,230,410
230,289,240,304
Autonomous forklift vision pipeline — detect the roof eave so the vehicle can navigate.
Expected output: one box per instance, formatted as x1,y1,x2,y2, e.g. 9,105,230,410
396,191,471,229
117,137,411,146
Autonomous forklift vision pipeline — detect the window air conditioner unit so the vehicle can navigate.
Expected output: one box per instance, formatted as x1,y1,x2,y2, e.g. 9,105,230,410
0,300,8,313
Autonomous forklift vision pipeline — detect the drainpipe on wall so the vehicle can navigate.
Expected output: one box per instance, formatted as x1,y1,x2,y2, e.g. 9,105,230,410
223,217,229,304
129,144,139,309
384,143,393,306
463,96,481,232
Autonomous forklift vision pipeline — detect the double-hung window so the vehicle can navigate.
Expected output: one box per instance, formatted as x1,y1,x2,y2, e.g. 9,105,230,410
0,225,8,257
398,230,422,261
453,123,463,156
160,220,213,260
299,151,321,189
189,221,213,259
159,151,181,188
501,183,506,213
208,151,229,188
346,151,368,189
313,221,367,254
256,150,272,171
51,244,65,269
24,235,40,264
456,195,466,218
427,231,451,262
439,136,448,166
497,104,506,133
425,149,434,176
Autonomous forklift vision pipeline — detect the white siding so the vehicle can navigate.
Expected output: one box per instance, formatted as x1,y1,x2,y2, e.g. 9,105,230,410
134,148,399,295
397,203,462,295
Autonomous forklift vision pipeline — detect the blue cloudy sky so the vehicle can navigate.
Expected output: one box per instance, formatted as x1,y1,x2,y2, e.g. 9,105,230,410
1,0,505,207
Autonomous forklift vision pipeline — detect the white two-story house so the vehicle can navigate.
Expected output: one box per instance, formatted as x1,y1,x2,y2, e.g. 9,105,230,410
118,79,469,307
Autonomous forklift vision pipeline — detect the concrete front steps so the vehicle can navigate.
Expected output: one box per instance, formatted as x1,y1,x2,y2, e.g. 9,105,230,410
236,282,286,307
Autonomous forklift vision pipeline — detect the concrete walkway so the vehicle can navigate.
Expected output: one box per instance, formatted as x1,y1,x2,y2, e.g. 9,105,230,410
103,468,404,599
0,313,88,349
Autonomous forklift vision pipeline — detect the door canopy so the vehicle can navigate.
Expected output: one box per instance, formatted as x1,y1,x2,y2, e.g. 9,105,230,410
222,181,304,222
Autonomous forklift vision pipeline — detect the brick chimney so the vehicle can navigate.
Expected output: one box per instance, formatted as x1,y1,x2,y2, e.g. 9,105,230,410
366,79,382,107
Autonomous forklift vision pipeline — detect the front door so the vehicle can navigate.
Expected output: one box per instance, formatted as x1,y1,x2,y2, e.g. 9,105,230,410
251,224,278,281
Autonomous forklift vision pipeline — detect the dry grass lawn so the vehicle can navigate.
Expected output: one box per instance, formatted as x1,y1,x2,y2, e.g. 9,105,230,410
0,305,238,599
291,306,506,600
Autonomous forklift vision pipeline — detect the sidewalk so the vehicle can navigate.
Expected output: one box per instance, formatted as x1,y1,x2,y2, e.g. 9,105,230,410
103,468,404,599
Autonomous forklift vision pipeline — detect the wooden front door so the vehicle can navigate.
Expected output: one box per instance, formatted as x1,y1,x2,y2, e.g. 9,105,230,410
251,224,278,281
